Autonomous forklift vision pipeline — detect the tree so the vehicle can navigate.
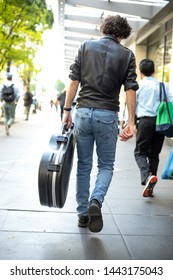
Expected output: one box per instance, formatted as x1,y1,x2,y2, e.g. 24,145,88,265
0,0,54,81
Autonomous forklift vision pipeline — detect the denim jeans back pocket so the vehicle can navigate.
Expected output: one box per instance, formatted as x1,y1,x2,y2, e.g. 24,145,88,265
94,111,118,139
74,109,92,136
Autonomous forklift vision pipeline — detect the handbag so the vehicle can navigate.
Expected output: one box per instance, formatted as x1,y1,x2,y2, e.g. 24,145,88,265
161,147,173,180
156,82,173,137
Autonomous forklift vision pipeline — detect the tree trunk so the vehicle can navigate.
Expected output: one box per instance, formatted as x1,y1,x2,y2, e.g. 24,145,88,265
6,61,11,73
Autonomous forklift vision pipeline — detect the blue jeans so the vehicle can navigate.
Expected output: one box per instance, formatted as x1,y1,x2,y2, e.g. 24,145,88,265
74,108,118,216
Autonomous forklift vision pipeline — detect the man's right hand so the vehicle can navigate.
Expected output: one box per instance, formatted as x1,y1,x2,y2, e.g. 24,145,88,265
62,111,73,129
119,123,135,141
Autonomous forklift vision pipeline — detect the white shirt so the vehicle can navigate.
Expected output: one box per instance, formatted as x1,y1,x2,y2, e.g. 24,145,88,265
136,76,173,118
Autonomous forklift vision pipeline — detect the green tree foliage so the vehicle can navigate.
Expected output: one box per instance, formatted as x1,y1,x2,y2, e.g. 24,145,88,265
0,0,54,84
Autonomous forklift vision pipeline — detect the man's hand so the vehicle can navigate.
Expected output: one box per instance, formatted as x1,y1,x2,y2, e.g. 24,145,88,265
119,123,135,141
62,111,73,128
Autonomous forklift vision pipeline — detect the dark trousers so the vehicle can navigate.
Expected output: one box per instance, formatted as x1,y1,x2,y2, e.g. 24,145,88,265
134,116,164,185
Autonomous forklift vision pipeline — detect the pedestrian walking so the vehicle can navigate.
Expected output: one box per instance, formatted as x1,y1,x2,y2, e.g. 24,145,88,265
62,15,138,232
0,73,20,135
134,59,173,197
57,89,66,120
23,86,33,120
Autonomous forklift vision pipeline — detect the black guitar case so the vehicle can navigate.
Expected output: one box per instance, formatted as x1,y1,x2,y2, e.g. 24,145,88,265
38,124,75,208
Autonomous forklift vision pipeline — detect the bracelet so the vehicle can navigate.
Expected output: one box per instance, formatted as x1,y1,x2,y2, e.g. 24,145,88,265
63,107,72,111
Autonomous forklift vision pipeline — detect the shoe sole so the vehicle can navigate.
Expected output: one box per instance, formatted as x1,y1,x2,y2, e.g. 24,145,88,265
88,204,103,232
143,176,157,197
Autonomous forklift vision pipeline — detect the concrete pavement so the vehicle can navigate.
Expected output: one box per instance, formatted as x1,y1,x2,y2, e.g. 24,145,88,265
0,104,173,260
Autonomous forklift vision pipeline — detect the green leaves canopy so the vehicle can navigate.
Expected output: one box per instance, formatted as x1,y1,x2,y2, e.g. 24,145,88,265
0,0,54,74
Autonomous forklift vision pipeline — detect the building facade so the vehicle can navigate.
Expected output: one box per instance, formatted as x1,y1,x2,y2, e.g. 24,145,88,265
126,1,173,145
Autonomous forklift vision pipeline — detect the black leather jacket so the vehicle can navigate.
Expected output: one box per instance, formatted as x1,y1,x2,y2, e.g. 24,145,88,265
69,35,139,112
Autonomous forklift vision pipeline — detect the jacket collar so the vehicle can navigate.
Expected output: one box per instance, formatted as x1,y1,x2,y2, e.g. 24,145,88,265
101,34,119,43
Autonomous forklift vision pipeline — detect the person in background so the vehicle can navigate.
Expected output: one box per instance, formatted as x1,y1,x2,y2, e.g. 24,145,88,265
134,59,173,197
57,89,66,120
62,15,138,232
50,99,54,109
23,86,33,120
0,73,20,135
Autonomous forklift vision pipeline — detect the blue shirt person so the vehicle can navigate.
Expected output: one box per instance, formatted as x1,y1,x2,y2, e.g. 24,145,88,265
134,59,173,197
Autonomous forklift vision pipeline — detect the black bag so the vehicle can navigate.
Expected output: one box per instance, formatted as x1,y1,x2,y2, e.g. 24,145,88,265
38,124,76,208
2,84,15,102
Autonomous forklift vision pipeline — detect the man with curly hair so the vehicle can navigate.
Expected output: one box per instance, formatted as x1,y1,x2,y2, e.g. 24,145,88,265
63,15,138,232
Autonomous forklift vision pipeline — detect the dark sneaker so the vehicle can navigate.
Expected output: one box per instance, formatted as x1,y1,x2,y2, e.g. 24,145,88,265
78,215,89,228
143,175,158,197
88,199,103,232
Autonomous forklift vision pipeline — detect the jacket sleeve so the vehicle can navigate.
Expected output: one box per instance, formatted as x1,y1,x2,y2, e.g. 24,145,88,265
123,51,139,92
13,85,20,101
69,45,82,82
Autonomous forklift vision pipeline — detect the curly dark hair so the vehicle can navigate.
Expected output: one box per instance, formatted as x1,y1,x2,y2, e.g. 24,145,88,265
100,15,132,39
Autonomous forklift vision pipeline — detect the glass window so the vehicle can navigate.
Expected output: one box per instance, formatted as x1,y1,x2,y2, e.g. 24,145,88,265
163,32,172,83
147,20,172,86
148,39,164,81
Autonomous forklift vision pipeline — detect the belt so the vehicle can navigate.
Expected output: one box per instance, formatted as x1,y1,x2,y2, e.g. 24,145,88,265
137,116,156,120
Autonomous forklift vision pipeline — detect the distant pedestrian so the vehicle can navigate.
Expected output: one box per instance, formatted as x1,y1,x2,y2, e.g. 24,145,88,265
0,73,20,135
57,89,66,120
134,59,173,197
23,86,33,120
50,99,54,109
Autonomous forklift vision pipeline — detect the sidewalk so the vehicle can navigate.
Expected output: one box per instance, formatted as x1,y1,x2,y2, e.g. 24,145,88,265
0,106,173,260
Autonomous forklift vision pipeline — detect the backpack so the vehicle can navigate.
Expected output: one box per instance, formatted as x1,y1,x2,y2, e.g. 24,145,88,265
2,84,15,102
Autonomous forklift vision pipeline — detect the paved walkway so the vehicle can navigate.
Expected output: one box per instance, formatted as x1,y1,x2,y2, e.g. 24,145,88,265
0,105,173,260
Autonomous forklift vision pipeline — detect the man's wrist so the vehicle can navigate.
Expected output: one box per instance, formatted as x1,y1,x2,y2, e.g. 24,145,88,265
63,107,72,111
